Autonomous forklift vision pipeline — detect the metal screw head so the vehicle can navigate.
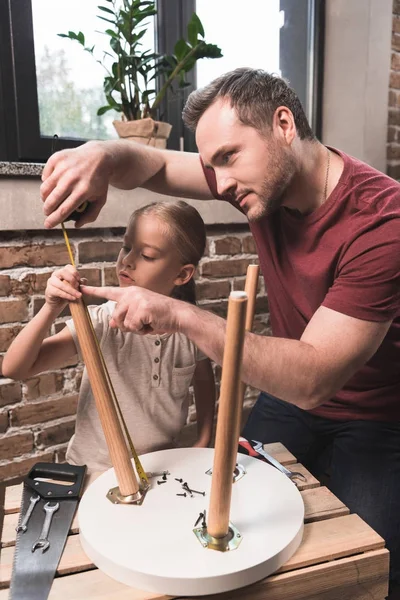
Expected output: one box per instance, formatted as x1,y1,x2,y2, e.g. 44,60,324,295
47,491,52,495
67,490,73,495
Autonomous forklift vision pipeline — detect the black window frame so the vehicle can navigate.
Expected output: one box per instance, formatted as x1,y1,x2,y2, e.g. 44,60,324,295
0,0,324,163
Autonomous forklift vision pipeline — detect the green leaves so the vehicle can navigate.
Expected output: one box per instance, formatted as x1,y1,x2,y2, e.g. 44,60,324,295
58,4,222,121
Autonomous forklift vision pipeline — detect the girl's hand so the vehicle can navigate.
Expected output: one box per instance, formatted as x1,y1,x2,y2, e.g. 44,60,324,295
45,265,82,309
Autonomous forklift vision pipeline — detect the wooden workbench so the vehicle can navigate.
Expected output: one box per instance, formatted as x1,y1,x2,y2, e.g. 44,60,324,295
0,443,389,599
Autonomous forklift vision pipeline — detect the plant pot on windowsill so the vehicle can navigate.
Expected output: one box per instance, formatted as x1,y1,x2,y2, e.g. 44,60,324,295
113,118,172,148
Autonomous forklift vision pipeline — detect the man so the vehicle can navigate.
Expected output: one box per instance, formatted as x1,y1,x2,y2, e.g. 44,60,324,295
41,68,400,594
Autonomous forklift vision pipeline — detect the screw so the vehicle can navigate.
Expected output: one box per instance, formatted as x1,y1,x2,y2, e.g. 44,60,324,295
47,491,52,496
175,478,183,483
176,493,187,497
67,490,73,495
157,480,167,485
162,473,167,481
194,512,204,527
190,489,206,496
181,483,194,497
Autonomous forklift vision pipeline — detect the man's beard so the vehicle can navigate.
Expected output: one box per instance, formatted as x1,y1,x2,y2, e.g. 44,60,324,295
247,148,297,222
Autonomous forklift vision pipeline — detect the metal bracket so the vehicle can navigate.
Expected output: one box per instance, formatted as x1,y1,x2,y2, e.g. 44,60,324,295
193,521,242,552
205,462,246,483
107,482,149,505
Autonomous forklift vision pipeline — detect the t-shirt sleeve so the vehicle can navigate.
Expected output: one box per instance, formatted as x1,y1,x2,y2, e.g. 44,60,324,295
65,304,108,360
322,217,400,322
195,346,208,362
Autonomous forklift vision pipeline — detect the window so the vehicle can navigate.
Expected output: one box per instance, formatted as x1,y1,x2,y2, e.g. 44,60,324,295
0,0,324,162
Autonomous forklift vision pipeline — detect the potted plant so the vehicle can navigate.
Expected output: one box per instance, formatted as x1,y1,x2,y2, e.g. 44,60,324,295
58,0,222,147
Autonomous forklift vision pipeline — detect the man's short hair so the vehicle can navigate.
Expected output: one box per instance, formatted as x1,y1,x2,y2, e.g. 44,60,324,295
182,67,315,141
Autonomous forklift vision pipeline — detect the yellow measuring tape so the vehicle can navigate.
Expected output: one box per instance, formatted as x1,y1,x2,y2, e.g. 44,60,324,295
61,223,149,487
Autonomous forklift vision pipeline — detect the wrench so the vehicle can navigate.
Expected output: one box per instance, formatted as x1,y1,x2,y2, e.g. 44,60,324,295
251,440,306,484
16,494,40,533
31,501,60,553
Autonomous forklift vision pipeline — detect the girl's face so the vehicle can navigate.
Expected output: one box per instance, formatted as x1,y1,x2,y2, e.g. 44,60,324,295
116,214,194,296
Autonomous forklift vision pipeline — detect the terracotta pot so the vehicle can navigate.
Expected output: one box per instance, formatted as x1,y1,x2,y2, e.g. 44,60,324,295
113,118,172,148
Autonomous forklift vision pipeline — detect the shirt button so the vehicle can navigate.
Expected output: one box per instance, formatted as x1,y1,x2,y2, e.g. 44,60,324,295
154,357,160,363
153,374,159,381
155,340,161,346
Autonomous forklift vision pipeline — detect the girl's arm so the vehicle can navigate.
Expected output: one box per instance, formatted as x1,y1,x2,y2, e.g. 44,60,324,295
2,265,81,380
192,358,216,448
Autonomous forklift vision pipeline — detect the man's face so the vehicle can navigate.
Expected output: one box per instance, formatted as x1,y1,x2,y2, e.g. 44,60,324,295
196,98,296,221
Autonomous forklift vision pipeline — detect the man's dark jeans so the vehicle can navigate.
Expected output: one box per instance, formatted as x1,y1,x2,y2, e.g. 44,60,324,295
242,392,400,596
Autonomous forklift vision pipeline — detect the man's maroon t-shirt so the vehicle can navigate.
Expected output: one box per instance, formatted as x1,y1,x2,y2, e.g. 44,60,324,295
202,148,400,421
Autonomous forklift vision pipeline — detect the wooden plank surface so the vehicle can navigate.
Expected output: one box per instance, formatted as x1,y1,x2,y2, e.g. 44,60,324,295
0,445,389,600
0,512,385,589
0,548,388,600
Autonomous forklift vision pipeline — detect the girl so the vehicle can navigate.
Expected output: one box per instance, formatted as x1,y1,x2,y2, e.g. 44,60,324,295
3,201,215,473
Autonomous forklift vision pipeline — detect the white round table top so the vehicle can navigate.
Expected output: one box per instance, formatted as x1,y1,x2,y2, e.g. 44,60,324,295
79,447,304,596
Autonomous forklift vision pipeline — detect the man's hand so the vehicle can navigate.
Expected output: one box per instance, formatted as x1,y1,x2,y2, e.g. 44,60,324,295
80,285,184,335
40,141,112,229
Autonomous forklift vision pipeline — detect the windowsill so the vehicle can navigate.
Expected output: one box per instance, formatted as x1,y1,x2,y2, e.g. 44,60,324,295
0,163,246,230
0,161,43,177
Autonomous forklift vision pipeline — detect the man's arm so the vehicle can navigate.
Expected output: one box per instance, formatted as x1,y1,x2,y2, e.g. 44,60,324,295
179,303,391,410
40,140,213,228
81,285,391,410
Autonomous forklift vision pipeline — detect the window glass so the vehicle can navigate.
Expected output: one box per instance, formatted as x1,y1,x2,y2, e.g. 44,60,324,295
195,0,281,88
31,0,155,140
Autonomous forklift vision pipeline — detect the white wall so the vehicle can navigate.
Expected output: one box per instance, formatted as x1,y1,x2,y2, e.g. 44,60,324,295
322,0,392,172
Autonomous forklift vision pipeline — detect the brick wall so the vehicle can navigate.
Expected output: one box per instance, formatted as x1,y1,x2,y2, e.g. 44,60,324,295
0,225,269,482
388,1,400,178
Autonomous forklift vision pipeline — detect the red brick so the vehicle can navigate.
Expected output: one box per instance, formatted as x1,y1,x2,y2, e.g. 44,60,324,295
36,417,76,448
214,236,241,255
242,236,257,254
393,33,400,53
232,276,263,293
196,280,230,301
79,267,102,286
200,300,229,318
0,379,22,407
387,164,400,180
24,373,63,400
0,244,69,269
0,431,34,459
389,90,400,108
388,127,397,143
392,52,400,72
78,241,121,263
394,16,400,34
20,271,52,295
387,145,400,160
32,297,46,316
201,259,253,278
0,298,29,324
0,325,22,352
390,70,400,89
0,275,11,297
255,296,269,313
388,109,400,126
0,410,8,433
104,267,119,286
11,394,78,427
0,451,54,482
